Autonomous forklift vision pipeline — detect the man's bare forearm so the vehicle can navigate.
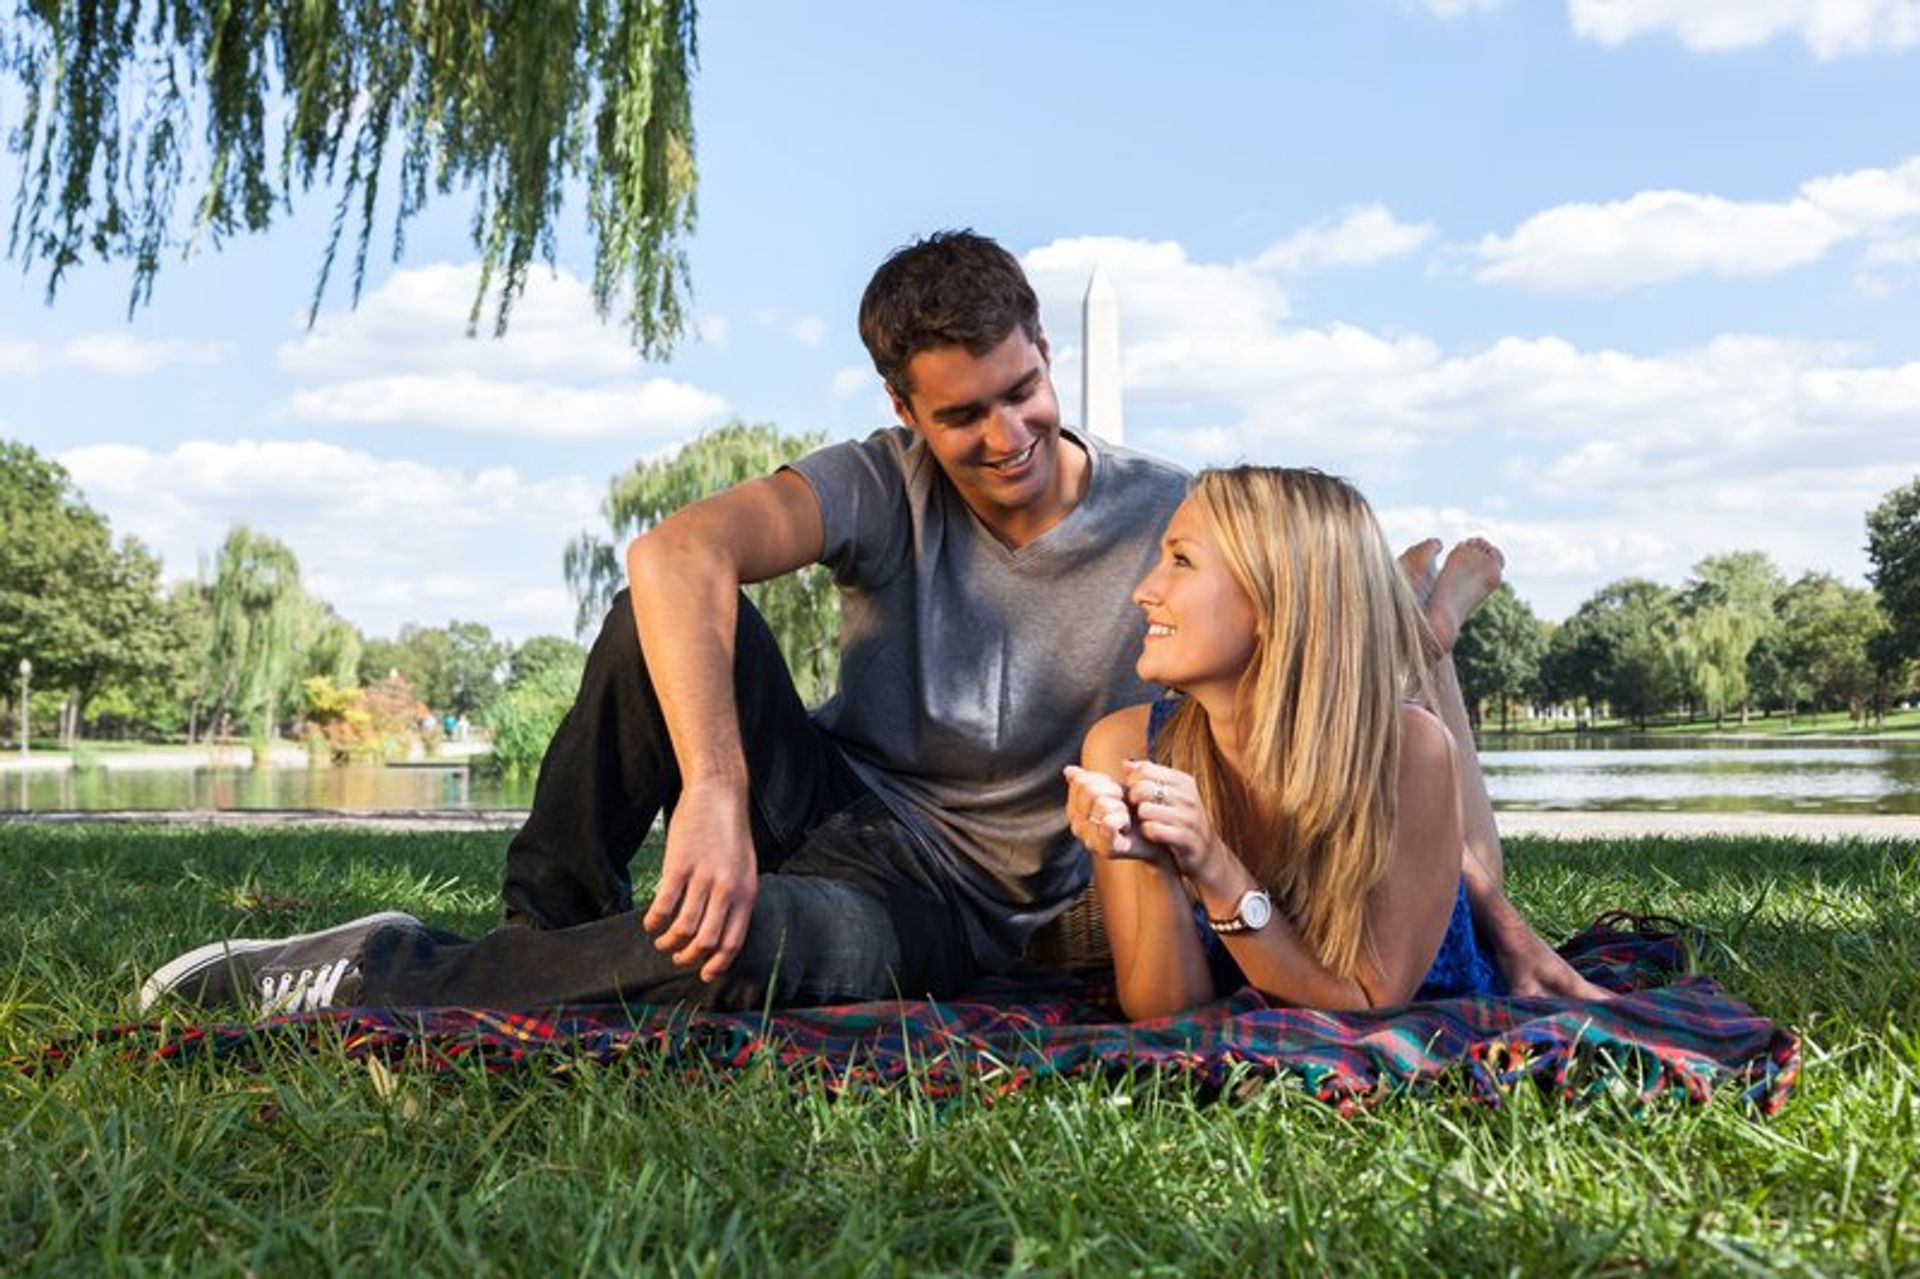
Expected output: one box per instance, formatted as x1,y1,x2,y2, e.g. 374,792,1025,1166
626,526,750,793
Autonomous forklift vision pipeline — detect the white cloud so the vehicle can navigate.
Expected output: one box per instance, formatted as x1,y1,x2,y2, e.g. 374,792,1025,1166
276,262,730,442
831,365,875,399
1474,155,1920,293
57,439,603,641
1396,0,1505,15
1020,233,1919,617
1024,235,1293,356
1568,0,1920,57
749,306,830,347
289,372,728,439
1397,0,1497,14
1253,204,1437,273
0,338,42,375
60,334,229,375
279,263,643,380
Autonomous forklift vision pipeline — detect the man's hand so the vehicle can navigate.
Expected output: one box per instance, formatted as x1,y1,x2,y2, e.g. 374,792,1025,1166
642,780,758,982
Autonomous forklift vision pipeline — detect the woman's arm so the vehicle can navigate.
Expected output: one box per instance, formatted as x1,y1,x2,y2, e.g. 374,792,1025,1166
1123,705,1464,1010
1065,707,1215,1020
1350,706,1467,1004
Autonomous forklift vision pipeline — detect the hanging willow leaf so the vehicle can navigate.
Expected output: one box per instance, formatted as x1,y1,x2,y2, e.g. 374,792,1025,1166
1,0,697,357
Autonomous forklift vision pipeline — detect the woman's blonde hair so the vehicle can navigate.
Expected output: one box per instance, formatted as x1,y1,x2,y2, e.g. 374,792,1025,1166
1152,467,1438,981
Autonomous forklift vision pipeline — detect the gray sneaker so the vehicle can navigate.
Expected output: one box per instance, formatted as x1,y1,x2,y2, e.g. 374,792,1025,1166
138,910,426,1015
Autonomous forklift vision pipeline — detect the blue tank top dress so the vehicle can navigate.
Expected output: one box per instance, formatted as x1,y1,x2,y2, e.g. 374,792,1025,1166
1145,697,1503,1004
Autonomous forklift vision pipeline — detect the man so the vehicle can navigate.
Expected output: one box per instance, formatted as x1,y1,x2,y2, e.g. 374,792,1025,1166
141,230,1599,1014
143,230,1186,1012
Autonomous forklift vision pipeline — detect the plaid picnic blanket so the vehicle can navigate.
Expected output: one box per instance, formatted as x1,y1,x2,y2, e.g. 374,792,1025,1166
28,915,1799,1114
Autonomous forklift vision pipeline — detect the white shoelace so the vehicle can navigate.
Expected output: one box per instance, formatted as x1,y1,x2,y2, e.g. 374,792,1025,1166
258,959,354,1014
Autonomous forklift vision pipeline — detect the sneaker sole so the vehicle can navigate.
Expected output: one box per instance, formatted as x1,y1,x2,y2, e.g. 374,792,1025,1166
137,909,423,1014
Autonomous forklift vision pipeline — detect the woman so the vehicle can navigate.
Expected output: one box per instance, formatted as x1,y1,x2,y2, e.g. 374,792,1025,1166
1064,466,1504,1019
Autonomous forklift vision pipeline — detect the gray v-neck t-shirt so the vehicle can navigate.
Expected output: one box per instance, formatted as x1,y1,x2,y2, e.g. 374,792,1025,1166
789,427,1188,965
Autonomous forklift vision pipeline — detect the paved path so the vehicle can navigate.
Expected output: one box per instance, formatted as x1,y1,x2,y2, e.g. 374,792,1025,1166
1496,811,1920,841
3,808,1918,841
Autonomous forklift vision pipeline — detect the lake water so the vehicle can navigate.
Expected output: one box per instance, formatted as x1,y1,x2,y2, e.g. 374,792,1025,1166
4,736,1920,815
1477,734,1920,815
2,762,536,814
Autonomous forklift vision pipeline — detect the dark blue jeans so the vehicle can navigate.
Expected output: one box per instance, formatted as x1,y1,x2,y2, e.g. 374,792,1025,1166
357,591,978,1011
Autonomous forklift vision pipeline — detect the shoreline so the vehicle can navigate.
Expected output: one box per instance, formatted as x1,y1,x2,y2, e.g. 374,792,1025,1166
0,742,494,772
2,808,1918,840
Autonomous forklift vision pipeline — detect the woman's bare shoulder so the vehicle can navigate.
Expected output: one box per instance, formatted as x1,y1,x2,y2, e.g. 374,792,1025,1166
1083,702,1156,768
1399,702,1457,770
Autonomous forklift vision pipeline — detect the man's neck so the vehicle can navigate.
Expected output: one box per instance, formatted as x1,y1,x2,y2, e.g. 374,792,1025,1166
975,432,1091,551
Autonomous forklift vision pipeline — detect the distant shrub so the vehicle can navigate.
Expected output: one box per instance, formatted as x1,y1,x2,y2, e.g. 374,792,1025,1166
484,654,586,776
302,673,428,762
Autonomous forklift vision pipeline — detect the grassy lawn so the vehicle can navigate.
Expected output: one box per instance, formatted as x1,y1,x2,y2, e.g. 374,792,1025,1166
2,824,1916,1275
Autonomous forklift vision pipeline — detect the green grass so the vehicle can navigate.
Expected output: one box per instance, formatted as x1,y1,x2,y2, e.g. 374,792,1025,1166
2,825,1917,1275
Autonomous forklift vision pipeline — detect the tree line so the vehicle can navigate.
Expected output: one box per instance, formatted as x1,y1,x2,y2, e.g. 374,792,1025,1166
1455,483,1920,730
0,440,583,761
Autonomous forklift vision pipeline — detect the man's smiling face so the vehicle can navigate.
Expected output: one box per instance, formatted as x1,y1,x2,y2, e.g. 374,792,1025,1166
889,327,1071,542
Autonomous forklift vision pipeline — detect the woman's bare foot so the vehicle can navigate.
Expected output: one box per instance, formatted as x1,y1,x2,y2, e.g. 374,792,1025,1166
1426,538,1504,653
1398,538,1442,606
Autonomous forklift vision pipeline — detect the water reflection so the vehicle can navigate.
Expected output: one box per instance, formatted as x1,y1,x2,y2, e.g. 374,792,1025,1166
3,764,537,813
1479,735,1920,814
6,736,1920,815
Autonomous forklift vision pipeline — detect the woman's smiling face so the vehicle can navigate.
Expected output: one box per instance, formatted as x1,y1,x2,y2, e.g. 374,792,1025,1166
1131,497,1260,697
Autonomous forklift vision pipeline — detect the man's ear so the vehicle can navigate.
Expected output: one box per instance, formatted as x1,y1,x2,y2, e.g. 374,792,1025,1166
886,381,918,431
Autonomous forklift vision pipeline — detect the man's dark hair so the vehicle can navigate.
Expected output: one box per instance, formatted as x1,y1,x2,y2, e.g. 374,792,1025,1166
858,230,1042,406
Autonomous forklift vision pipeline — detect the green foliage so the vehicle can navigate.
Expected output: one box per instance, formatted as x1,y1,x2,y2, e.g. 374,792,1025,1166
1453,584,1544,729
567,420,840,704
206,524,305,739
3,0,698,356
360,619,505,718
1541,578,1680,727
485,647,588,775
507,634,587,686
1867,475,1920,665
1672,552,1784,725
0,439,177,742
302,672,428,761
1773,572,1891,725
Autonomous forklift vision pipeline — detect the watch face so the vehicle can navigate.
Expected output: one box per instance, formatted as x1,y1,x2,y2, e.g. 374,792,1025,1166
1241,891,1272,930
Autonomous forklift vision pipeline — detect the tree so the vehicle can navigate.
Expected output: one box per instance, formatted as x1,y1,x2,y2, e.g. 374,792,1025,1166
1775,572,1887,725
1867,476,1920,665
507,635,588,690
442,620,507,718
566,421,840,704
0,440,171,743
487,641,590,776
301,600,365,690
1542,579,1681,728
206,525,306,739
1453,584,1545,730
3,0,698,356
1675,551,1783,725
361,620,501,718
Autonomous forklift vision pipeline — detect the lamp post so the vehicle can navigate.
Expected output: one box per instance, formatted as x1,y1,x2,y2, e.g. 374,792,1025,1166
17,658,28,758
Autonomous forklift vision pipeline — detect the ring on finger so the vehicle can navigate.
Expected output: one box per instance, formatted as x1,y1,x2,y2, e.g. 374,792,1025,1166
1151,781,1168,805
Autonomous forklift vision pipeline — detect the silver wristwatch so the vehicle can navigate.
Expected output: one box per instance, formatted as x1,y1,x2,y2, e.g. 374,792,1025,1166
1207,889,1273,935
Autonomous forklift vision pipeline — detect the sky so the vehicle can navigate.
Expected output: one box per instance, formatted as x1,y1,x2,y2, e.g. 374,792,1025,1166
4,0,1919,643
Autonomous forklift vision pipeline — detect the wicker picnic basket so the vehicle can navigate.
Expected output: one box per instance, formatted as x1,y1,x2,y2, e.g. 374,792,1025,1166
1021,882,1113,972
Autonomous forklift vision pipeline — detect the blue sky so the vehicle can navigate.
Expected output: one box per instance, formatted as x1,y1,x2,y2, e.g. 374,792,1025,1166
4,0,1919,641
